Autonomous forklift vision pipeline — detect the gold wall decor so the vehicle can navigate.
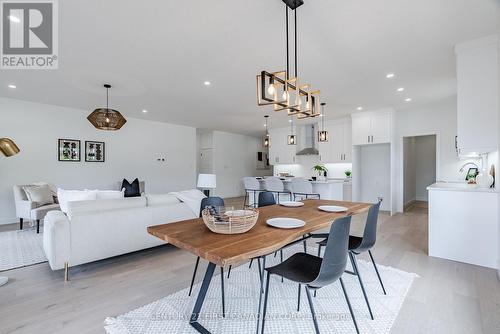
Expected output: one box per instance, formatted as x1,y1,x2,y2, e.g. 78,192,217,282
0,137,20,157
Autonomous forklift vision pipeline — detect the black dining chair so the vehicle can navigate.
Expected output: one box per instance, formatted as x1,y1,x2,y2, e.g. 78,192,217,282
316,201,385,320
258,191,276,207
261,216,359,334
188,197,228,317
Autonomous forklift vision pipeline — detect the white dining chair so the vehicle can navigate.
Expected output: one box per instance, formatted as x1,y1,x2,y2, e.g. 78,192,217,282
291,178,320,201
263,177,291,203
242,177,262,208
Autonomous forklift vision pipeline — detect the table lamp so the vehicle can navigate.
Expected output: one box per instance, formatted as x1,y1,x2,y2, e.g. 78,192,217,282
197,174,216,197
0,137,20,287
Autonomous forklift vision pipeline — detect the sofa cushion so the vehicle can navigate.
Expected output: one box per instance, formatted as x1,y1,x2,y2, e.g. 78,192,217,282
67,197,147,219
23,185,54,207
122,178,141,197
146,194,180,207
57,189,97,213
94,189,125,200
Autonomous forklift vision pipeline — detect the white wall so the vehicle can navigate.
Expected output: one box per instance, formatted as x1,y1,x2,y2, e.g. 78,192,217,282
415,135,437,201
358,144,391,211
209,131,269,198
0,98,197,224
403,137,416,206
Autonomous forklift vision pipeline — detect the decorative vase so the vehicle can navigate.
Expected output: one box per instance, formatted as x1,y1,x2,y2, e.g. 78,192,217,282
476,169,494,188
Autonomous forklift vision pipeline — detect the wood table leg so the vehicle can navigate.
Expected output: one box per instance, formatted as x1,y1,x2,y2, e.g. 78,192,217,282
190,262,216,334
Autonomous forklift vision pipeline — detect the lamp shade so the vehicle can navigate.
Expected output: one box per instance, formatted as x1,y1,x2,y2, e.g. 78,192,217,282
0,138,20,157
197,174,216,189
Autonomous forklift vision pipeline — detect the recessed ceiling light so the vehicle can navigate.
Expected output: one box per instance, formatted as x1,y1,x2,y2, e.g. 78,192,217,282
8,84,16,89
288,119,292,123
142,109,148,113
264,124,267,127
8,15,20,23
386,73,395,79
397,87,405,92
405,98,412,102
357,106,363,111
204,81,211,86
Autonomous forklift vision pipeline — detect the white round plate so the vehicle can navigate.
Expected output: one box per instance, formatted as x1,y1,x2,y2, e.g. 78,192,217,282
225,210,254,217
279,201,304,207
318,205,348,213
266,218,305,229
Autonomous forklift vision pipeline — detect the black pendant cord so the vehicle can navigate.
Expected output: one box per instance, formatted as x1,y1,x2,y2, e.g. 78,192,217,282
285,5,289,80
106,86,109,109
294,8,298,78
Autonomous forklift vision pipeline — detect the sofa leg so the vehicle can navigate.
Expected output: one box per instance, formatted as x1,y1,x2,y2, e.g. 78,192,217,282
64,262,69,282
36,219,40,234
19,218,23,230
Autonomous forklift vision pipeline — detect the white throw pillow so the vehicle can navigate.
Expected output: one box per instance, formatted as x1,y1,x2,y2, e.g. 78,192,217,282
57,189,97,213
23,185,54,207
93,189,125,200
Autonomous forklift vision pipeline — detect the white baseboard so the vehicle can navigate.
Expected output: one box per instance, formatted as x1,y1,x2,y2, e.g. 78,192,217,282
0,217,17,225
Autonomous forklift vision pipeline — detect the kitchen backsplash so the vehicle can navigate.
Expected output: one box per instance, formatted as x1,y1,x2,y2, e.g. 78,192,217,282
272,155,352,178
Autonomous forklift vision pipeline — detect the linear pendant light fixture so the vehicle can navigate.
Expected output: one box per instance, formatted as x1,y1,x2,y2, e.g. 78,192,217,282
256,0,320,119
87,84,127,131
318,102,328,142
263,115,270,147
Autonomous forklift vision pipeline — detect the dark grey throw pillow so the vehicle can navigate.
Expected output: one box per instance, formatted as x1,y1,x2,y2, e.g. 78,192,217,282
121,178,141,197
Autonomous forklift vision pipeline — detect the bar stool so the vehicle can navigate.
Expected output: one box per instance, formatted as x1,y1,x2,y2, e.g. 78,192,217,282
263,177,291,204
242,177,262,208
291,178,320,201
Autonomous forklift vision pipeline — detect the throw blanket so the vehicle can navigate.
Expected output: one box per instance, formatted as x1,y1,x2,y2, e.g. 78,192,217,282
168,189,206,216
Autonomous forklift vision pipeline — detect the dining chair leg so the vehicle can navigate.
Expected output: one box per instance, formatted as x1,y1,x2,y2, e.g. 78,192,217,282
303,237,307,254
253,190,257,208
280,250,284,283
339,277,360,334
297,284,301,311
289,192,292,201
220,267,226,318
368,250,386,295
260,271,272,334
256,257,267,334
249,258,253,268
349,252,374,320
188,256,201,296
244,191,248,208
305,286,320,334
227,265,232,279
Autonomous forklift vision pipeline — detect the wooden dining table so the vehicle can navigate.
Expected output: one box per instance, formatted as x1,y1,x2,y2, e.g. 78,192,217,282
148,199,371,334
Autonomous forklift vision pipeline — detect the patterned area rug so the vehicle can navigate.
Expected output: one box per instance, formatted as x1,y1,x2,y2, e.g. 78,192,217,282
0,229,47,272
105,245,417,334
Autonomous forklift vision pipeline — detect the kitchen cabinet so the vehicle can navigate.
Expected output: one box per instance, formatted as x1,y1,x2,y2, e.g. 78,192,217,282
317,119,351,163
268,127,296,165
351,110,392,145
455,36,498,154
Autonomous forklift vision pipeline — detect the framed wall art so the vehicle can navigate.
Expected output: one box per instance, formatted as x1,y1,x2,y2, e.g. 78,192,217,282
58,139,81,162
85,141,105,162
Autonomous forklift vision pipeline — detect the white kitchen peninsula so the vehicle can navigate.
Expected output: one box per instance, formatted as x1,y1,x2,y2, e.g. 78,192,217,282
249,178,345,206
427,182,498,269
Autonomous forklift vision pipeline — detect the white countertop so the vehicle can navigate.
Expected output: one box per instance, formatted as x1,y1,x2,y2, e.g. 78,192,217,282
427,182,498,193
256,177,344,184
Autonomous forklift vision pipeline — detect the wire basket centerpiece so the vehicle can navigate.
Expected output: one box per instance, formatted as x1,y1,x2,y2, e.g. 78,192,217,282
201,206,259,234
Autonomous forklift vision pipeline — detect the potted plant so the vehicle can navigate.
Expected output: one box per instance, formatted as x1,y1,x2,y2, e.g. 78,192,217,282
345,170,352,179
312,164,328,181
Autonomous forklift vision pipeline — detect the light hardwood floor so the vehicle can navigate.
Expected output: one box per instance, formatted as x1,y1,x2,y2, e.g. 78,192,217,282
0,198,499,334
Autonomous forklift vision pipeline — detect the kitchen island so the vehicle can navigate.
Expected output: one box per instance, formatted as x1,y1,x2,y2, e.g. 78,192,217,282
427,182,498,269
248,177,347,206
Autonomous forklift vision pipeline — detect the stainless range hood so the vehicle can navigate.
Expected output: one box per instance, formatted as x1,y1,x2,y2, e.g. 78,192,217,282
296,124,319,155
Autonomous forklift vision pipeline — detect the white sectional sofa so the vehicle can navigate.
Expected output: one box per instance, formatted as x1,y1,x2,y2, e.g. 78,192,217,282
43,192,203,275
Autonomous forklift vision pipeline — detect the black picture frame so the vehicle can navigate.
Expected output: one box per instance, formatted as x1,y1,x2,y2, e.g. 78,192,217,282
85,141,105,162
58,139,81,162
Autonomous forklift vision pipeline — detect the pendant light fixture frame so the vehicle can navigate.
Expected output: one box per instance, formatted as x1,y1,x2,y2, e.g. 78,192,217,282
87,84,127,131
318,102,329,142
263,115,270,148
287,117,296,145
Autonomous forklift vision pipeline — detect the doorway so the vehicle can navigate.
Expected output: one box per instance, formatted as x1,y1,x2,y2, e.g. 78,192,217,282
402,135,437,212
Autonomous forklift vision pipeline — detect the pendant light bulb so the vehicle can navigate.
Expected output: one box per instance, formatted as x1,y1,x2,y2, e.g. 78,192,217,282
267,83,276,96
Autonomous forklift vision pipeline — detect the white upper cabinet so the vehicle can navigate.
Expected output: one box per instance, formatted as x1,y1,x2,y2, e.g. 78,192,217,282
455,36,499,154
351,110,393,146
268,127,297,165
317,119,351,163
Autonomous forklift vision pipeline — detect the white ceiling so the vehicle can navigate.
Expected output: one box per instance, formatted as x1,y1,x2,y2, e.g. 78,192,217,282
1,0,499,136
